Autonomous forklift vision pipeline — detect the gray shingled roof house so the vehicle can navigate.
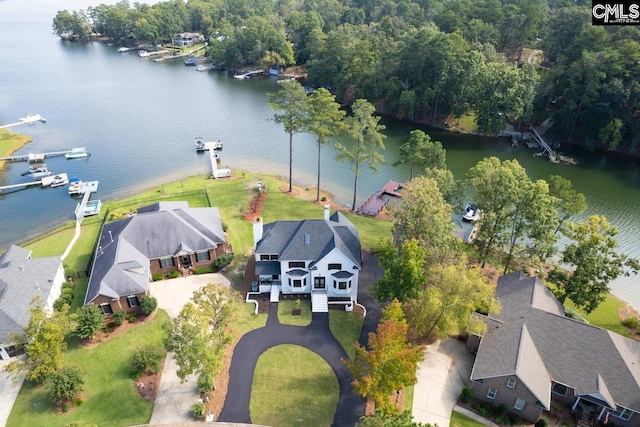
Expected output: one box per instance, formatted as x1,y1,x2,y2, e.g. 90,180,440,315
84,202,230,316
253,206,362,312
0,245,65,359
468,271,640,425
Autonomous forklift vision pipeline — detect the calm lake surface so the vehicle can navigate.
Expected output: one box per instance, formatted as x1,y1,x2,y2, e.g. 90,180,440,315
1,0,639,310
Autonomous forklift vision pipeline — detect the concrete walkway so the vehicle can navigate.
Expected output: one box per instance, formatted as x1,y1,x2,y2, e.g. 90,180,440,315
0,360,24,427
149,273,230,425
412,339,475,427
218,303,364,427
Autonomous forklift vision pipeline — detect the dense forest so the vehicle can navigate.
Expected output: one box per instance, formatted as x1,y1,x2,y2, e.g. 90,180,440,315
53,0,640,155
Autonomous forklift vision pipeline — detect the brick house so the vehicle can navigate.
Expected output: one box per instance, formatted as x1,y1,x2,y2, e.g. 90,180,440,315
0,245,65,359
253,205,362,312
468,271,640,426
84,202,231,316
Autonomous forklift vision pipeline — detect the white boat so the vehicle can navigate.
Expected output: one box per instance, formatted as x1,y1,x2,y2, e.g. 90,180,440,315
68,180,83,195
31,164,52,180
117,47,130,52
194,137,222,152
196,63,215,72
83,200,102,216
65,147,88,159
462,204,481,222
50,174,69,188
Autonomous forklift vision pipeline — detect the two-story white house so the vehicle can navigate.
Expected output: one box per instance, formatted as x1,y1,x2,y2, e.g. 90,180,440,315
253,206,362,312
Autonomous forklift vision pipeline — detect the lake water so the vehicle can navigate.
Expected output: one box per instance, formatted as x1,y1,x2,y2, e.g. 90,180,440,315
1,0,639,311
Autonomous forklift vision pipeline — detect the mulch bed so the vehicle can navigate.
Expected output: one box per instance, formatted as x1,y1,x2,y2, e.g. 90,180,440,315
135,357,165,402
79,310,156,348
242,192,266,222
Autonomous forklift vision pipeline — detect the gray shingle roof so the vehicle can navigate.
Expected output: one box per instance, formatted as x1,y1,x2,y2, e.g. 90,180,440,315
255,211,361,267
471,272,640,412
255,261,280,276
85,203,226,305
0,247,62,343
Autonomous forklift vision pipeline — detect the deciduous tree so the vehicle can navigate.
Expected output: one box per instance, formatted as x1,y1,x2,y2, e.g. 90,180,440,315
336,99,386,211
372,239,427,303
164,283,240,390
549,215,640,313
404,256,500,340
547,175,587,235
357,410,432,427
4,296,75,384
48,366,85,401
345,301,424,414
268,80,310,193
307,88,345,201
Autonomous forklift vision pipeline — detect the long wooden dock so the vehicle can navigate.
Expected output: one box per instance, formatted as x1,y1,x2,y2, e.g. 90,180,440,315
0,114,47,129
0,181,42,194
75,181,99,221
0,149,75,163
233,69,264,79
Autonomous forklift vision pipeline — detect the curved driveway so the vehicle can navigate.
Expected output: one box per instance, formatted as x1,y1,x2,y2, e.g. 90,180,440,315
218,303,365,426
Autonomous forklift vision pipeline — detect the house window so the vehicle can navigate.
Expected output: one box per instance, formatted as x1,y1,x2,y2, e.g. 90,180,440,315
289,261,305,268
552,383,567,396
159,257,175,268
473,379,483,384
514,399,525,411
507,379,516,389
487,388,497,399
613,407,633,421
328,263,342,270
270,254,279,260
272,274,279,280
100,303,113,315
291,279,303,288
339,281,348,290
127,296,139,307
260,255,269,260
196,251,210,262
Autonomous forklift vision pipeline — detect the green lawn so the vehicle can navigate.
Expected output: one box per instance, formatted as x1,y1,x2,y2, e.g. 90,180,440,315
328,310,364,359
404,384,414,412
0,130,32,167
564,293,631,338
450,410,485,427
278,300,312,326
7,310,170,427
250,345,339,427
232,302,268,335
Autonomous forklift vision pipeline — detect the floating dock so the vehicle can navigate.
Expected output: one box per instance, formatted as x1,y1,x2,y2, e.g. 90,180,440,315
75,181,100,221
0,113,47,129
208,149,231,179
138,49,169,58
0,149,77,163
0,181,42,194
233,69,264,79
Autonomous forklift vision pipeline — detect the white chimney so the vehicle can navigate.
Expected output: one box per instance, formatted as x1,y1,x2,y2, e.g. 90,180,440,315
253,217,264,246
324,205,330,221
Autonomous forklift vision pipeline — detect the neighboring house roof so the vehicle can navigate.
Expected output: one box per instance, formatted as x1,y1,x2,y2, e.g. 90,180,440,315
471,271,640,413
174,32,202,39
256,212,361,267
85,204,226,305
0,245,62,343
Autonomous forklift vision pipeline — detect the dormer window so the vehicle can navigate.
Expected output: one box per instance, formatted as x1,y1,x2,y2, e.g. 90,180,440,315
289,261,305,268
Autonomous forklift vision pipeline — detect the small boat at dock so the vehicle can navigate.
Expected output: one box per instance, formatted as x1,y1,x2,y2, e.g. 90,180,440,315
21,164,47,176
195,137,223,152
65,147,88,159
31,164,53,179
462,204,481,222
184,56,198,66
196,63,215,72
50,174,69,188
68,180,83,195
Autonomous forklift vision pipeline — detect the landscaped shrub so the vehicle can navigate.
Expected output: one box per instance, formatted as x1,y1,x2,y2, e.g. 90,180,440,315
496,403,508,417
47,366,85,401
62,281,74,291
64,266,76,281
61,287,74,301
512,414,522,425
151,273,164,281
478,403,494,418
131,346,163,380
460,386,474,403
167,270,181,279
197,371,215,393
495,415,510,425
140,295,158,315
194,266,215,275
535,417,550,427
75,305,104,340
192,401,205,420
73,397,84,407
127,314,137,323
214,253,233,269
622,317,640,329
113,309,126,325
221,221,228,232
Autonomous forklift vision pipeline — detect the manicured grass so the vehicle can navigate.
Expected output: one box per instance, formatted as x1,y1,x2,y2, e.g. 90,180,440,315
26,227,76,259
7,310,170,427
450,410,485,427
404,384,414,412
564,294,631,338
0,130,32,167
344,212,393,251
250,345,339,427
328,310,364,359
232,301,268,335
278,300,312,326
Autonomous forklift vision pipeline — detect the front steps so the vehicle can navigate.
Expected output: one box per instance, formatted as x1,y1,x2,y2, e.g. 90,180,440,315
311,292,328,313
270,285,281,302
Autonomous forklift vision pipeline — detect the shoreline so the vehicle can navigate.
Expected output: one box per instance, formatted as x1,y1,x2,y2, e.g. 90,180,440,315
0,130,32,169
